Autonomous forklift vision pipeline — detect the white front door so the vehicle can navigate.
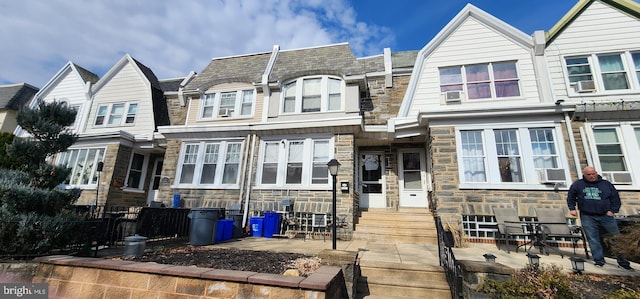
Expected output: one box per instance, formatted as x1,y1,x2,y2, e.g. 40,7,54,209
398,149,428,208
359,153,386,208
146,159,163,205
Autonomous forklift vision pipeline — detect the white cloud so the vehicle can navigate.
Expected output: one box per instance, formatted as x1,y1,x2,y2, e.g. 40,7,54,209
0,0,392,87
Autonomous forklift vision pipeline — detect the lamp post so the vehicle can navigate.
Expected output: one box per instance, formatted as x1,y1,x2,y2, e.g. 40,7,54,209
327,159,340,250
569,256,585,274
94,161,104,218
526,253,541,268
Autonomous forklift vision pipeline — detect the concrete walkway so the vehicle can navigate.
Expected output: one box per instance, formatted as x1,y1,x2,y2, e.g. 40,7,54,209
189,236,639,276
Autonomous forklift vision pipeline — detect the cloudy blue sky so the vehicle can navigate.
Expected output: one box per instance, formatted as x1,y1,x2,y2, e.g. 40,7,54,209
0,1,631,87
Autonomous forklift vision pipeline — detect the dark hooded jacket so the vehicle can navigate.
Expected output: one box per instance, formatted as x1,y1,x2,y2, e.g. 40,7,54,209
567,174,621,215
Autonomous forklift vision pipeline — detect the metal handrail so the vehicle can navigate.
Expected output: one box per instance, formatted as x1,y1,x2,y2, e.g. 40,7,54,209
435,216,463,299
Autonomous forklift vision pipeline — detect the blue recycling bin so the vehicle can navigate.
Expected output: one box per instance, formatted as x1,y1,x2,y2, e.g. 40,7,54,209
250,217,264,237
222,219,234,241
172,194,181,208
215,219,225,242
263,212,281,238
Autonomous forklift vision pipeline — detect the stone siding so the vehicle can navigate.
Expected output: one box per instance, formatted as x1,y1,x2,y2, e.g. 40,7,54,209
430,126,640,221
363,76,409,126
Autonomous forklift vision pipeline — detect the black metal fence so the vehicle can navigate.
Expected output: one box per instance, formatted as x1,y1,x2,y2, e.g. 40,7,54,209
436,216,463,299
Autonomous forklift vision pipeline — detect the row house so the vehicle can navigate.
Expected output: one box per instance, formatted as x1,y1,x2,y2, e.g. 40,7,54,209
15,55,174,208
394,0,640,241
0,82,39,133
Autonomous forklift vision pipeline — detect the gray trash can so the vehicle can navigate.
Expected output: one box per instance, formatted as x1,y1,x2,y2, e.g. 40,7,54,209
188,208,223,246
123,234,147,258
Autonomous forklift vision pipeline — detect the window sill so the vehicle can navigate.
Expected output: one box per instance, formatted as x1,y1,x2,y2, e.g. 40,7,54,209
170,184,241,190
121,188,145,193
253,185,332,191
458,183,569,191
197,116,253,121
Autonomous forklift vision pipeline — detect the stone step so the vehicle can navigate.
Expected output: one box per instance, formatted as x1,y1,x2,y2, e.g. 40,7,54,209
355,223,435,233
351,231,437,244
356,218,436,227
358,213,434,223
356,261,450,299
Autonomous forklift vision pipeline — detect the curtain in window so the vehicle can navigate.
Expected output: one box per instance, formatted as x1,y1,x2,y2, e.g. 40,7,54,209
598,55,629,90
180,144,199,184
284,82,296,113
633,53,640,84
311,141,329,184
328,79,341,111
460,131,486,182
565,57,593,83
494,130,523,182
530,129,558,168
493,62,520,97
439,67,463,92
202,94,215,118
466,64,491,99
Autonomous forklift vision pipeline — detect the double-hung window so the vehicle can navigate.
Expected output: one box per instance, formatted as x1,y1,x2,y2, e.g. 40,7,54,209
565,51,640,93
458,126,564,186
125,153,147,189
585,124,640,186
258,137,333,188
94,102,138,126
56,147,106,187
281,76,343,113
439,61,521,100
176,140,243,187
200,89,254,119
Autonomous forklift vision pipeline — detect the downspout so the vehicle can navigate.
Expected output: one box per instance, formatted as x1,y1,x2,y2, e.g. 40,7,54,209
237,133,250,204
564,113,582,177
242,134,257,228
580,125,594,167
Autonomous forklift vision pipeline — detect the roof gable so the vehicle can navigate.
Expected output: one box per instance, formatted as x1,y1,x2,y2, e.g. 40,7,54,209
398,4,533,117
546,0,640,44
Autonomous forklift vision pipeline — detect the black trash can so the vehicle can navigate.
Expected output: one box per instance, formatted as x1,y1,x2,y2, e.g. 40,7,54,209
188,208,223,246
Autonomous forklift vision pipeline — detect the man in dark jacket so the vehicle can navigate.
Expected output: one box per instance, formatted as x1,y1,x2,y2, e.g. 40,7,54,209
567,166,633,270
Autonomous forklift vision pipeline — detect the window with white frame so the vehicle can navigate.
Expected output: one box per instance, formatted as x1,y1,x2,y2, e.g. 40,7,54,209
593,128,627,172
258,137,333,187
565,51,640,92
176,140,243,187
56,147,105,186
586,124,640,185
200,89,254,119
458,126,563,185
94,102,138,126
439,61,521,100
125,153,146,189
281,76,343,113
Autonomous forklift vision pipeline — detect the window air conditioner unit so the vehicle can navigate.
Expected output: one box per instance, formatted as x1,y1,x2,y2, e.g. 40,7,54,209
575,80,596,93
218,108,230,117
537,168,567,183
443,91,463,103
601,172,632,184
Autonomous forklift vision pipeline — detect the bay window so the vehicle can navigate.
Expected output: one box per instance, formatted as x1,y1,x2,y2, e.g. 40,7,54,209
176,140,243,187
258,137,333,188
56,147,106,186
281,76,343,113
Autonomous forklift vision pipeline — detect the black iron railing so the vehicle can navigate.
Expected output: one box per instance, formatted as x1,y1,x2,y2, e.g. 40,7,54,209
436,216,463,299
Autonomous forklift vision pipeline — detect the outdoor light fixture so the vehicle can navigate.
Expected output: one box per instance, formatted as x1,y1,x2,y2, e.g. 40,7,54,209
526,253,541,268
327,159,341,250
94,161,104,218
570,257,585,274
483,253,496,263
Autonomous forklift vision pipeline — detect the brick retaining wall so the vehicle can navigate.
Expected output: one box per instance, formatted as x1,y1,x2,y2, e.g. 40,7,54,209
32,255,346,299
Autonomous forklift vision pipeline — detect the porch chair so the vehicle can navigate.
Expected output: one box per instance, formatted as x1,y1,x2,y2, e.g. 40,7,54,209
493,207,530,253
534,208,589,258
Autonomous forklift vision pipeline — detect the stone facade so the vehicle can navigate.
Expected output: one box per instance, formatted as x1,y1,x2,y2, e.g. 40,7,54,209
363,76,410,126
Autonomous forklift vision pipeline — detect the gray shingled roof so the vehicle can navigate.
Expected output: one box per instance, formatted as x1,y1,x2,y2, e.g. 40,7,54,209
359,55,385,73
0,83,39,110
392,50,419,69
73,64,99,84
269,43,363,83
159,78,184,93
185,52,272,91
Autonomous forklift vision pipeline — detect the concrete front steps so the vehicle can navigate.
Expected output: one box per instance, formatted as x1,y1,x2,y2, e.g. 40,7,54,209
353,208,450,299
352,208,438,244
356,261,451,299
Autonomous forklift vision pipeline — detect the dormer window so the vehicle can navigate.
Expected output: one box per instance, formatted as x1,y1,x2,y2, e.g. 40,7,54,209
282,76,343,114
94,102,138,126
200,89,254,119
